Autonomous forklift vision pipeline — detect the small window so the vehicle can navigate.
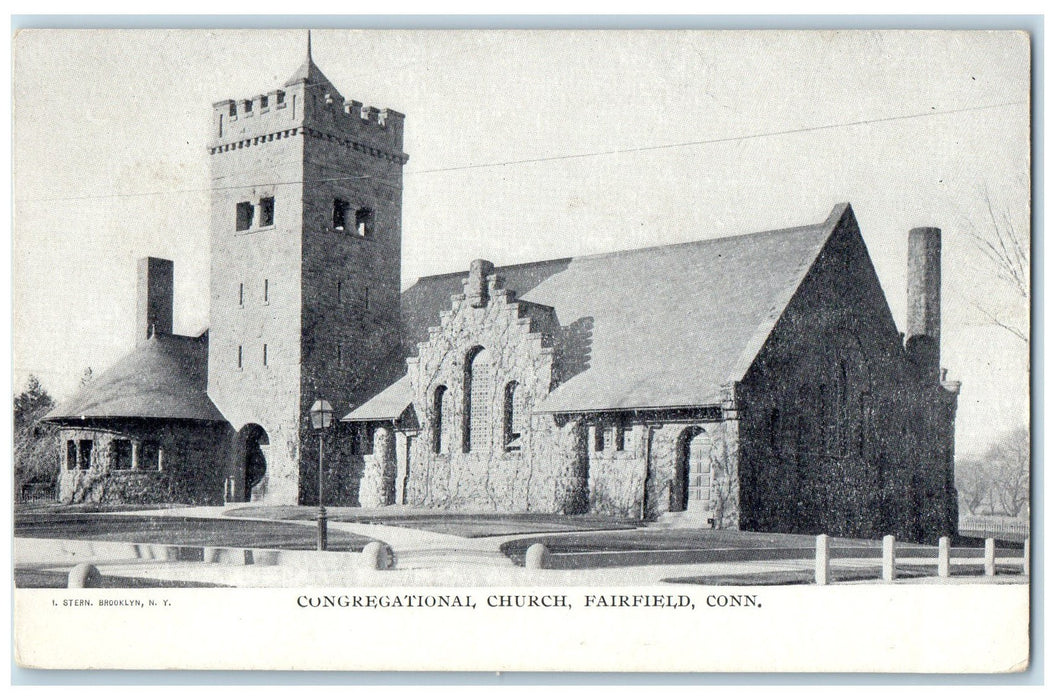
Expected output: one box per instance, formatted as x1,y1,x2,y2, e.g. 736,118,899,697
615,420,630,452
78,440,93,470
333,199,350,230
228,102,237,117
264,278,269,304
259,197,275,227
236,201,254,231
594,425,606,453
276,90,285,105
260,95,268,109
66,440,77,471
355,208,374,237
112,439,133,470
141,441,160,470
238,282,244,307
243,99,253,112
263,344,268,366
237,345,243,369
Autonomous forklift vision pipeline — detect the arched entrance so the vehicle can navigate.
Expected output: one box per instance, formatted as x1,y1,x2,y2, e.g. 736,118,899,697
239,424,269,502
672,426,713,513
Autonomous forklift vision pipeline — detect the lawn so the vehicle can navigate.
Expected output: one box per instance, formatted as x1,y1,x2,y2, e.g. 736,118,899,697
226,505,641,538
14,512,376,552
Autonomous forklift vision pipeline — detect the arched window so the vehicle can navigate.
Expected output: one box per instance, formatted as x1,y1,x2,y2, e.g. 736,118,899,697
432,385,447,454
463,346,492,452
503,381,521,451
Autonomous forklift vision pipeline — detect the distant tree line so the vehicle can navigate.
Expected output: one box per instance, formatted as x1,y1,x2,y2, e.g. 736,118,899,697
13,375,58,500
956,426,1030,519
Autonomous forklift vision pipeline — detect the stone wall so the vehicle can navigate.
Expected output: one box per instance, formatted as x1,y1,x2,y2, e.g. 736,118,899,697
56,420,228,505
735,213,958,542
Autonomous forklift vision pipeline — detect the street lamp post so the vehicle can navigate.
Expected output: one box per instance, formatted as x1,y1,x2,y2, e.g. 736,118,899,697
310,398,334,551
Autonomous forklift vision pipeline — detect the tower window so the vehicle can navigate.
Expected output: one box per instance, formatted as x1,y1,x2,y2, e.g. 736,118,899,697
259,197,275,227
238,283,244,307
276,90,285,105
337,344,343,368
337,280,343,303
264,278,270,304
333,199,350,230
243,99,253,113
355,208,374,237
263,344,268,366
260,95,268,109
363,286,370,311
228,102,237,117
236,201,254,231
237,345,243,369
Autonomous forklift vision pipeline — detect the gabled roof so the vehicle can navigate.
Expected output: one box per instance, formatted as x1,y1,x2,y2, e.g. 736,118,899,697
343,374,413,422
43,332,225,423
397,203,854,414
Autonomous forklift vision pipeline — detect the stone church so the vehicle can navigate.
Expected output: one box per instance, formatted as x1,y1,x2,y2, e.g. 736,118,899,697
43,45,961,541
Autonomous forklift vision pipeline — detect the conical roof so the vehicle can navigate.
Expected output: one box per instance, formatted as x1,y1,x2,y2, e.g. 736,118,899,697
43,332,225,423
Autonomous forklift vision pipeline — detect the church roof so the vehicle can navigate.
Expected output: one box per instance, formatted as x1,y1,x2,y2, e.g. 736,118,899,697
43,332,226,424
393,203,853,415
343,374,413,422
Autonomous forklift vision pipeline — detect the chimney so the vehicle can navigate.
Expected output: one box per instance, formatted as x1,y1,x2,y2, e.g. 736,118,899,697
906,227,941,382
466,259,495,308
136,257,174,344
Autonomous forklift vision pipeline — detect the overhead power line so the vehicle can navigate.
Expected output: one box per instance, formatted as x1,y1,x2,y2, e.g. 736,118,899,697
14,99,1025,205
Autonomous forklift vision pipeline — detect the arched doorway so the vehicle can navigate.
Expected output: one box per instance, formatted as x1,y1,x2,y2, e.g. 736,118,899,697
672,426,713,513
239,424,269,502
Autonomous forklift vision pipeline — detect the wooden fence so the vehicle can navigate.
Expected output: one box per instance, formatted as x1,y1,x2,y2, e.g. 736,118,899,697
814,534,1029,584
959,516,1030,542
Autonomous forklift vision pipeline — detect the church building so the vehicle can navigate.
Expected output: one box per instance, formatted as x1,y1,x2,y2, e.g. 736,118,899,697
42,44,961,542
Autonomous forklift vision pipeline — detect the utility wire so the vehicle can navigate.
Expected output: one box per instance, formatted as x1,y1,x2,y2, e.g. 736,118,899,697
14,99,1025,205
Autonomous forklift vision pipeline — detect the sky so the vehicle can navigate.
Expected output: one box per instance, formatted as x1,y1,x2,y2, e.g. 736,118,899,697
11,29,1030,457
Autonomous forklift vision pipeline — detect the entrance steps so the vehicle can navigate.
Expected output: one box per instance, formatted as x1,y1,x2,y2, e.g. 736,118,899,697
651,509,716,530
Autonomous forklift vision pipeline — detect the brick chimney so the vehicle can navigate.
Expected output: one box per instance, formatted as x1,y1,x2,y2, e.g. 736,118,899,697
136,257,174,344
906,227,941,383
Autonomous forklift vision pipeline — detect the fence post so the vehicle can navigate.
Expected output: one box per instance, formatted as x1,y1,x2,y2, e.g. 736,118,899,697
882,535,897,582
938,536,950,578
815,534,831,585
984,538,996,577
1022,537,1030,577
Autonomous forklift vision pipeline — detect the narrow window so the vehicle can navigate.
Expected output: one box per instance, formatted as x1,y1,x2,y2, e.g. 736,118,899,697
66,440,77,471
263,278,269,303
78,440,93,470
236,201,254,231
337,280,343,303
141,441,160,470
333,199,350,230
615,419,629,452
594,425,606,452
260,95,268,109
238,282,244,307
237,345,243,369
336,344,343,368
432,385,447,454
228,102,237,117
349,426,361,455
355,208,374,237
463,347,492,453
112,439,133,471
503,381,521,451
276,90,285,105
363,286,370,311
243,99,253,113
259,197,275,227
263,344,268,366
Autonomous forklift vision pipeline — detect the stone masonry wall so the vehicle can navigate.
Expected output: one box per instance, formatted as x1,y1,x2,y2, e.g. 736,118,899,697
57,420,228,505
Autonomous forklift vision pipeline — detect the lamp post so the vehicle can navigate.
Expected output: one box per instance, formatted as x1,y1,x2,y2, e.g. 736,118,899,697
309,398,334,551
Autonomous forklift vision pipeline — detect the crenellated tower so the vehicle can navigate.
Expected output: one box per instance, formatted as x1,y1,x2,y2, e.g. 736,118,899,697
207,36,408,504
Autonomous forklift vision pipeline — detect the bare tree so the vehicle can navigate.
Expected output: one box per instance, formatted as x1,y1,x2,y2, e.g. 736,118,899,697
986,426,1030,518
964,184,1029,343
955,457,994,516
